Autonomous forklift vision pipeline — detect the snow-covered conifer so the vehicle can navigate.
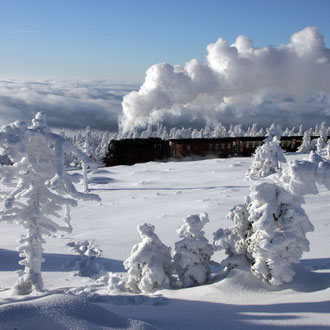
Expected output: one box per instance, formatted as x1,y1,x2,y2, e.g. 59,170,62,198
173,213,213,287
123,223,174,293
246,182,314,286
95,131,110,164
213,199,252,269
297,130,315,153
256,127,264,137
215,179,314,286
265,123,282,142
246,136,286,179
191,128,201,138
233,124,244,137
0,112,100,295
282,127,290,136
289,126,296,136
212,123,227,138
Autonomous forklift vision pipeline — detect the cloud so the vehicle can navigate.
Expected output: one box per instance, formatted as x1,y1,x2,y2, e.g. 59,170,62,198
0,80,138,131
120,27,330,132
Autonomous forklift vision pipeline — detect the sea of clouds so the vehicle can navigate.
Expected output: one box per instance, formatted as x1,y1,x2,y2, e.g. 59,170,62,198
0,80,138,132
0,27,329,133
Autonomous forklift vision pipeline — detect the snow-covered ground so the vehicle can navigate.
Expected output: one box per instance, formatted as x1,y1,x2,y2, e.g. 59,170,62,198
0,154,329,329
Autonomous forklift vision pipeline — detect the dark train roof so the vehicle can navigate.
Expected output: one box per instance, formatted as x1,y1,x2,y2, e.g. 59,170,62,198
169,137,236,143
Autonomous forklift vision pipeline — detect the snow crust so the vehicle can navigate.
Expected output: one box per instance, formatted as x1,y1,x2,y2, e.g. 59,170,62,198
0,294,157,330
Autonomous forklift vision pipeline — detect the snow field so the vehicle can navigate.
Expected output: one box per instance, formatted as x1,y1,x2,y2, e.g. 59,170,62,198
0,154,329,329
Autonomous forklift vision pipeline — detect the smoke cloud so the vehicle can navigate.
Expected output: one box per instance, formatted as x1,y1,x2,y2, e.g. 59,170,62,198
120,27,330,133
0,80,138,131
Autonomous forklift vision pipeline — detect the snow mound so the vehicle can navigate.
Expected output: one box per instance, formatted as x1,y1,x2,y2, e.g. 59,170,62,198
0,294,157,330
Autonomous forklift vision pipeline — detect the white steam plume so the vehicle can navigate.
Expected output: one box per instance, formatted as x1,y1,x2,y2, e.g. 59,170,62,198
120,27,330,133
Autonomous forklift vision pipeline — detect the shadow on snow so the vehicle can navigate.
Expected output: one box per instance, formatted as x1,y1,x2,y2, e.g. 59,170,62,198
0,249,125,273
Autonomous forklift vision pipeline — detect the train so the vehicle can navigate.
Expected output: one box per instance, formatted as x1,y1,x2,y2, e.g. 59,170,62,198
103,135,321,167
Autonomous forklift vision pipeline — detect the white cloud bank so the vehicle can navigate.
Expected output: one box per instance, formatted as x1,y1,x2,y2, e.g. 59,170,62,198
121,27,330,133
0,80,138,131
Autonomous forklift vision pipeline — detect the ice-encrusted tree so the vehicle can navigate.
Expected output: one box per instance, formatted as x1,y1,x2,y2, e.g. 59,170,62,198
0,113,100,295
246,136,286,179
173,213,214,287
122,223,174,293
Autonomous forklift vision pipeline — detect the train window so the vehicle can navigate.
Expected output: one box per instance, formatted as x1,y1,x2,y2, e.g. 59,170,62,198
221,143,225,149
215,144,219,149
227,143,231,148
209,144,213,149
186,145,191,151
255,142,259,147
248,142,253,148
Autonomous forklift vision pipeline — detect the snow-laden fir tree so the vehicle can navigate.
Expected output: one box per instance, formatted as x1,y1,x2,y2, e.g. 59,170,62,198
173,213,213,287
216,153,330,286
121,223,174,293
246,136,286,179
297,129,315,153
265,123,282,142
0,112,100,295
246,182,314,286
94,131,111,164
214,181,314,286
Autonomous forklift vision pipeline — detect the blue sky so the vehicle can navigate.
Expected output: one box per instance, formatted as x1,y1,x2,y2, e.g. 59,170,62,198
0,0,329,82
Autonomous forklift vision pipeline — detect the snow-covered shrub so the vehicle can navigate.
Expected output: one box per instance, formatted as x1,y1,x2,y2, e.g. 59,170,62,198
213,198,252,269
173,213,213,287
118,223,174,293
246,136,286,179
67,240,102,277
0,112,100,295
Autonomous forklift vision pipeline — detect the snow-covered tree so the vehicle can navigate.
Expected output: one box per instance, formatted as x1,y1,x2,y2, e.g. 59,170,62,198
214,181,314,286
216,153,330,286
246,182,313,286
122,223,174,293
282,127,290,136
297,130,315,153
173,213,213,287
246,136,286,179
213,198,252,269
289,126,296,136
0,113,100,295
212,123,227,138
245,123,258,137
95,131,111,164
265,123,282,142
191,128,201,138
